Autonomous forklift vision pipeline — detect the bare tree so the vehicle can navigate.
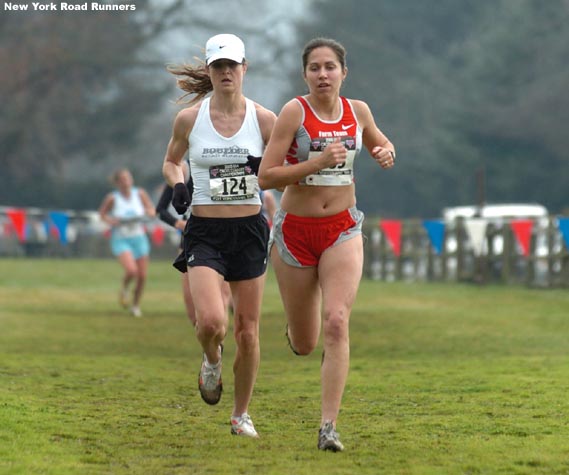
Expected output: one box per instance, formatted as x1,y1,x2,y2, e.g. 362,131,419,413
0,0,310,208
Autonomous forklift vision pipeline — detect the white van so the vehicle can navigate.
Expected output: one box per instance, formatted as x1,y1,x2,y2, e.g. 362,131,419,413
443,202,550,255
443,203,548,222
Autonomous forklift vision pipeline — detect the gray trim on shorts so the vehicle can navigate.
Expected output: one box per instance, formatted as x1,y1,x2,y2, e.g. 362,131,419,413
269,207,364,268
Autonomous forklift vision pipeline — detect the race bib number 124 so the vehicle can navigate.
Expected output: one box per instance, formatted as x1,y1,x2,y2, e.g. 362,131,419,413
209,163,257,201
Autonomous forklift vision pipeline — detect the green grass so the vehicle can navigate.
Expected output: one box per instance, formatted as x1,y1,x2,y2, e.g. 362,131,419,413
2,258,569,474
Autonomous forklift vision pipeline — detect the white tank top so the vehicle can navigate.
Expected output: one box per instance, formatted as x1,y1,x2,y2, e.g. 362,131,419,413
188,97,264,206
111,187,146,238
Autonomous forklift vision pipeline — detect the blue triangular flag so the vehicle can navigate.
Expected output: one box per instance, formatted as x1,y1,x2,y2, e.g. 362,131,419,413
423,220,445,255
49,211,69,245
557,217,569,250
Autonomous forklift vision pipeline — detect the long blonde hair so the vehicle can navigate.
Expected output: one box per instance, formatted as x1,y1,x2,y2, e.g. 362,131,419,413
167,59,213,105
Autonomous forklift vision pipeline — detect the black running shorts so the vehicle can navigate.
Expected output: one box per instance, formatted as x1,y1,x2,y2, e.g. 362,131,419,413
173,212,270,281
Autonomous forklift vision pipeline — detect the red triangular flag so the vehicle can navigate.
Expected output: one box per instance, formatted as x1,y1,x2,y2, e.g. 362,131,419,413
151,226,165,247
7,208,27,243
379,220,402,256
510,220,533,257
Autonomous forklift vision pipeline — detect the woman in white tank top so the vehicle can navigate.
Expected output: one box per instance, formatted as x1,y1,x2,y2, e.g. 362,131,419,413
98,168,156,318
162,34,276,438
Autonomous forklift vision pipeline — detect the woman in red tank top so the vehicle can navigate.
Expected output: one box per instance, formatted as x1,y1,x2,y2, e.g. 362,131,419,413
258,37,396,452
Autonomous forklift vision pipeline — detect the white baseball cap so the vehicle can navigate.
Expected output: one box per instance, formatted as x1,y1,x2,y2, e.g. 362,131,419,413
205,34,246,66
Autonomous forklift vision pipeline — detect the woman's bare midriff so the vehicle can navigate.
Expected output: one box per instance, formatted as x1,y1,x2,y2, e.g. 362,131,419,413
280,184,356,217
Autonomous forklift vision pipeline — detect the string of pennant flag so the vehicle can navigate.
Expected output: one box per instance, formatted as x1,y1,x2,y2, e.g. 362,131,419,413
1,207,169,247
379,218,569,257
4,207,569,255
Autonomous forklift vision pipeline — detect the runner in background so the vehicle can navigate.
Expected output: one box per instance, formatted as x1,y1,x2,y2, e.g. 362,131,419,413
155,161,232,325
260,189,277,227
99,168,156,318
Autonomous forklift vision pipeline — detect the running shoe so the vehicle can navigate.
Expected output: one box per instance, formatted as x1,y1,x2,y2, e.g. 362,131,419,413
230,413,259,438
130,306,142,318
198,345,223,405
318,421,344,452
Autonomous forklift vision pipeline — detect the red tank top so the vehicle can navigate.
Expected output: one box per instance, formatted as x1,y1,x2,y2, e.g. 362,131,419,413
285,96,362,186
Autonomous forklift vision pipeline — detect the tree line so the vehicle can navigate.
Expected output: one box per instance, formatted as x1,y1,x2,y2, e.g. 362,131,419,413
303,0,569,217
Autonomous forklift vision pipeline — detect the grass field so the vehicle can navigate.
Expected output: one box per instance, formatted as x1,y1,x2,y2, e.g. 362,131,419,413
2,258,569,474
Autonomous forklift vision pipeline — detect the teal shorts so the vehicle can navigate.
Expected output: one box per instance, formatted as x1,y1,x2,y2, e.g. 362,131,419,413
110,234,150,259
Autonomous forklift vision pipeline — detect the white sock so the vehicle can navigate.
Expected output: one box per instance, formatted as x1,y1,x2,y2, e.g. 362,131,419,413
205,357,220,368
